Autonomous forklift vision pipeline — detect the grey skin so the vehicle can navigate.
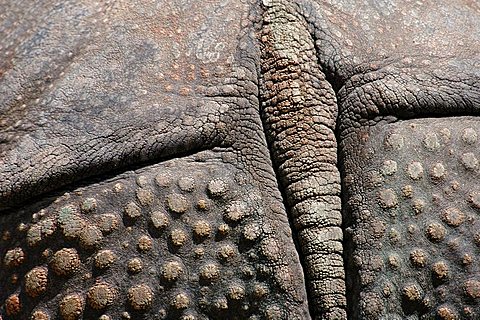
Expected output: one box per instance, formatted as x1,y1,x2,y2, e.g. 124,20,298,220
0,0,479,319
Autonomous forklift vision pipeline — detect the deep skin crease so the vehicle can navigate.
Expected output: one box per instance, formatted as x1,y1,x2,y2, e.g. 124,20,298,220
0,0,479,319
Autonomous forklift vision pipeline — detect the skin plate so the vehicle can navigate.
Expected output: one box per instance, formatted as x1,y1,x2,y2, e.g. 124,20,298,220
341,117,480,319
0,150,310,319
0,0,259,209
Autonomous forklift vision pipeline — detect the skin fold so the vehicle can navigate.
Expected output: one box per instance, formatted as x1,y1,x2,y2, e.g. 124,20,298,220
0,0,479,319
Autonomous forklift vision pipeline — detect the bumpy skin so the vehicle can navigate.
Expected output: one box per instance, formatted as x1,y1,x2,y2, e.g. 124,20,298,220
0,1,479,320
0,1,311,319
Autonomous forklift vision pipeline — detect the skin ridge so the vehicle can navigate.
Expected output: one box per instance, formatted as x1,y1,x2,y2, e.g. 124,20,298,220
258,1,346,319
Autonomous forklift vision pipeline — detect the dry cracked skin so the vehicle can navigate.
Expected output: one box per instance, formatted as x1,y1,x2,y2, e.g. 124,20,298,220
0,0,479,319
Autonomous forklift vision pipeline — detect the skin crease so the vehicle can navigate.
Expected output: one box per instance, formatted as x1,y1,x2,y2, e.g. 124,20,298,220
0,0,479,319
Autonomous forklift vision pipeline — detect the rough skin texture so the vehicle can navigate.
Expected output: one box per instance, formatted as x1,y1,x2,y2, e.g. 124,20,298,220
1,152,309,319
341,118,480,319
0,0,479,319
260,1,345,318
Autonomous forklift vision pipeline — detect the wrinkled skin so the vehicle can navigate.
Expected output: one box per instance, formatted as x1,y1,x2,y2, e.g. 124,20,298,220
0,0,479,319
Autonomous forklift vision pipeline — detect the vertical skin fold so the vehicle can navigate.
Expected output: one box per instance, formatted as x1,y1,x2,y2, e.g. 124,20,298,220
259,1,346,319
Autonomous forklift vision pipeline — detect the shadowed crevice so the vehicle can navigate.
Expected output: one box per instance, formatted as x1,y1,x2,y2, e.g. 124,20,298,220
0,145,225,214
